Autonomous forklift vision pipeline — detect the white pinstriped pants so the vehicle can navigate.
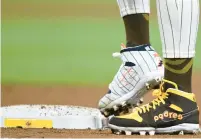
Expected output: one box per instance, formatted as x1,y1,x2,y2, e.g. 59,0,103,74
117,0,200,58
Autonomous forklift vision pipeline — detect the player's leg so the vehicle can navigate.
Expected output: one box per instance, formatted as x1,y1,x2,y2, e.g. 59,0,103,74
157,0,200,93
119,0,150,46
108,0,200,135
98,0,164,117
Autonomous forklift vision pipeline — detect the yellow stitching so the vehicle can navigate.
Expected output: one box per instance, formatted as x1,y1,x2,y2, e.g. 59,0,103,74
165,59,186,65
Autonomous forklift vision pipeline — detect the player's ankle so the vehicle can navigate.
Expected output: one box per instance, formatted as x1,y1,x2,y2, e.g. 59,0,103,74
164,58,193,93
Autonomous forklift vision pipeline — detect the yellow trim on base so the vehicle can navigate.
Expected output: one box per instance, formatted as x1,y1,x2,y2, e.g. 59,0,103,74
5,119,53,128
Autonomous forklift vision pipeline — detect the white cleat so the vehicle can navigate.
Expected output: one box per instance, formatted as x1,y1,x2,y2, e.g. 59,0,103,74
98,44,164,116
139,131,146,135
149,131,155,136
125,131,132,135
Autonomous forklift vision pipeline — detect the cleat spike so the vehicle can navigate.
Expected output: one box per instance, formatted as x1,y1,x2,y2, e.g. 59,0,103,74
116,132,121,135
149,131,155,136
125,131,132,135
155,77,161,82
139,131,146,135
179,131,184,135
111,129,116,134
146,83,150,89
114,130,122,135
121,101,127,107
192,129,200,134
139,98,144,104
103,111,109,117
113,105,119,111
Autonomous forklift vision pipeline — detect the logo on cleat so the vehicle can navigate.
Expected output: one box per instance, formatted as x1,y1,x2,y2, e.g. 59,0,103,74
158,60,163,67
154,111,183,122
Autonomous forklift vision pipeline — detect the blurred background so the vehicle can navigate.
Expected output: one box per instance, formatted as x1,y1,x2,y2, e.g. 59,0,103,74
2,0,201,107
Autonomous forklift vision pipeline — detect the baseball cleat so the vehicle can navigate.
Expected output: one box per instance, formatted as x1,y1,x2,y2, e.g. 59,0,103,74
108,79,200,135
98,44,164,117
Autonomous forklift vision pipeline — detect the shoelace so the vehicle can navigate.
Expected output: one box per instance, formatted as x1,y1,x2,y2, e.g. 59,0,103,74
134,83,169,114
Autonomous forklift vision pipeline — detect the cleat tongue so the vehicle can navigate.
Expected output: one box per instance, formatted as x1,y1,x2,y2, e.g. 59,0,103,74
139,131,146,135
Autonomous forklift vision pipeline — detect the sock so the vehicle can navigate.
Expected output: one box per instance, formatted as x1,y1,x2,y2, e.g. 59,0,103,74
123,14,150,47
164,58,193,92
117,0,150,47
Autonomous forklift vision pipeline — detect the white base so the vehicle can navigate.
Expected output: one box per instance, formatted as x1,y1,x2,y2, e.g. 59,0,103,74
1,105,107,129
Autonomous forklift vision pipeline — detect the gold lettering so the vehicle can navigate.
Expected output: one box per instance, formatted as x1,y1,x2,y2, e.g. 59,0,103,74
169,112,173,118
173,113,177,119
159,114,164,120
164,111,169,117
154,116,159,122
178,114,183,120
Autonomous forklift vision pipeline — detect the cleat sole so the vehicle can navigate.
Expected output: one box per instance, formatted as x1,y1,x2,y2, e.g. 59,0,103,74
100,75,163,117
109,123,200,135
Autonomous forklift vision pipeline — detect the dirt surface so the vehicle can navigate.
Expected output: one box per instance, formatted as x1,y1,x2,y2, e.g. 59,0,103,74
1,72,201,138
1,128,201,138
